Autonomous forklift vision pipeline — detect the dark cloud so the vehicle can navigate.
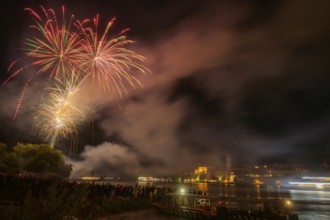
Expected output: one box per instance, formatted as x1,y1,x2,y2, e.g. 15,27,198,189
239,75,330,136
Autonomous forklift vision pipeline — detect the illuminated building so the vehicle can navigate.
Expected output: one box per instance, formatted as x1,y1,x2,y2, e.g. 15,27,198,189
187,166,235,183
194,166,208,182
234,163,308,185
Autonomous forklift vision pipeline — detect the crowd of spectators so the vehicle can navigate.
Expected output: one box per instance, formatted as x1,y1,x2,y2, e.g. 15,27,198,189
0,173,174,219
0,173,174,204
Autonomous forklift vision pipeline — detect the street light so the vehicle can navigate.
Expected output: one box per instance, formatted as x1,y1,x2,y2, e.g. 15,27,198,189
285,199,292,215
286,200,292,206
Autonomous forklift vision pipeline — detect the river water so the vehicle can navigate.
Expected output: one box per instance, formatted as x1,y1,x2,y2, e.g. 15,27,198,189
105,181,330,220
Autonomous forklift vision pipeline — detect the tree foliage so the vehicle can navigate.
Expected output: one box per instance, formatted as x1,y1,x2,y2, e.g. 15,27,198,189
0,143,71,178
0,143,19,173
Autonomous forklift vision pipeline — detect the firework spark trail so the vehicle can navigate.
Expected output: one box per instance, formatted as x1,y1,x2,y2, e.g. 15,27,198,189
12,77,32,120
34,72,87,146
7,60,19,73
76,15,148,98
2,67,24,87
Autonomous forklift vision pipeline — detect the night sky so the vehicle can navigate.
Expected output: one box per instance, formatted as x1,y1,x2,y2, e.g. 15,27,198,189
1,0,330,177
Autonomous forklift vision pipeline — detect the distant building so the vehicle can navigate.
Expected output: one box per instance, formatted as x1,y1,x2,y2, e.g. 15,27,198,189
234,163,308,185
183,160,309,185
186,165,235,183
226,154,231,181
194,166,209,182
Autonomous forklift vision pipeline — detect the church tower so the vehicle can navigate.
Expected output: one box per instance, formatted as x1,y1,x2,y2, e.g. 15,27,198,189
225,154,231,181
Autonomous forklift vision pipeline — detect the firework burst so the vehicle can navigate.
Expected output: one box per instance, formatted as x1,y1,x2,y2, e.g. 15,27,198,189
76,15,148,98
23,5,83,79
34,72,87,147
4,6,83,85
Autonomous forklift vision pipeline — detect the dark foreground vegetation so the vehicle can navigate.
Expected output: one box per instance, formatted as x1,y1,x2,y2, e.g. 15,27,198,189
0,143,164,219
0,174,159,220
0,143,71,178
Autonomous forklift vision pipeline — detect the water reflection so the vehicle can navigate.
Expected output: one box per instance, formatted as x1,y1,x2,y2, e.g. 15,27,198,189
132,181,330,219
289,189,330,202
195,182,208,194
288,189,330,220
256,185,261,199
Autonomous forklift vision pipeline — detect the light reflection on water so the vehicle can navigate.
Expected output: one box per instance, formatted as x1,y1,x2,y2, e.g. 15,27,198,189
105,181,330,219
289,189,330,201
289,189,330,220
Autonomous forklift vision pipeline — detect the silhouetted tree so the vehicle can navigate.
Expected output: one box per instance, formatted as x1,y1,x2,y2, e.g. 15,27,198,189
0,143,20,173
0,142,71,178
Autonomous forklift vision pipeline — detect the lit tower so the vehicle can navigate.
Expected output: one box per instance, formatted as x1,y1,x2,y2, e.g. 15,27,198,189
226,154,231,181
